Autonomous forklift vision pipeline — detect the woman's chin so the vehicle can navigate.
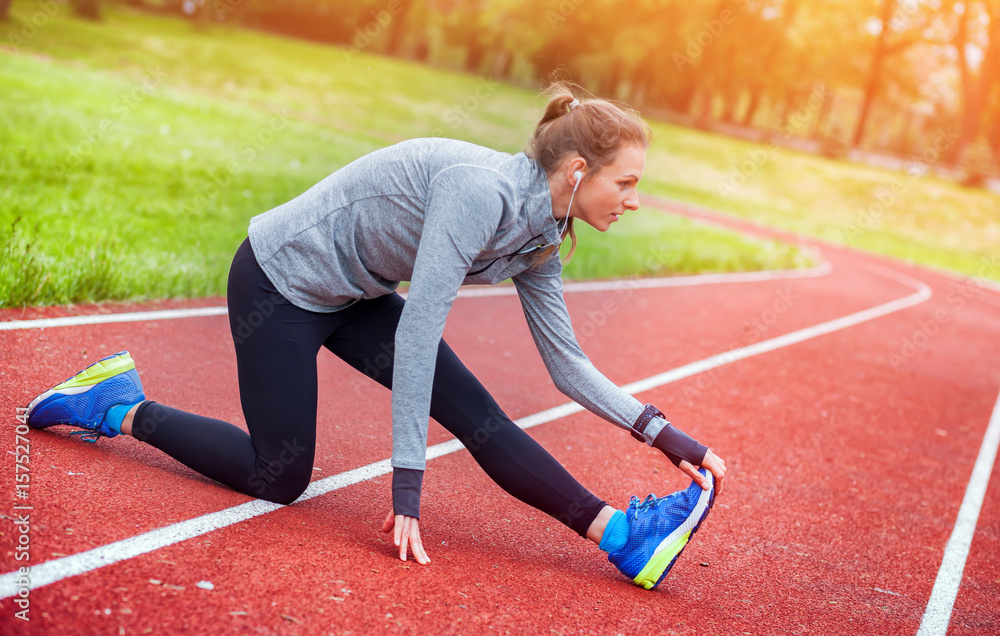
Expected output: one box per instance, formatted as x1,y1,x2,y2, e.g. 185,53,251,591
577,216,612,232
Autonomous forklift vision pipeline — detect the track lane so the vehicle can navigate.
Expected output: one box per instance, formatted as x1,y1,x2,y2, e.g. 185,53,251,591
0,254,924,598
1,204,998,633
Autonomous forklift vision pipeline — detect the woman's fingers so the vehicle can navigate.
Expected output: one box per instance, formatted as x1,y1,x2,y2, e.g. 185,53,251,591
678,460,710,490
382,509,395,533
398,516,410,561
702,450,727,497
407,519,431,565
678,454,727,497
389,515,432,565
393,514,403,552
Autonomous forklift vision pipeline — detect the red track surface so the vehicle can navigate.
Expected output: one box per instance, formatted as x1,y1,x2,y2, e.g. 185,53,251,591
1,198,998,635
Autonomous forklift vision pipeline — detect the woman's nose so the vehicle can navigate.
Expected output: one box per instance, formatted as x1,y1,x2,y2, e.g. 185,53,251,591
624,189,639,210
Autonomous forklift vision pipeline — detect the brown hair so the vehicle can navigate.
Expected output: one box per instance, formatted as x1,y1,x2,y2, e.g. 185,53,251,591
525,80,653,263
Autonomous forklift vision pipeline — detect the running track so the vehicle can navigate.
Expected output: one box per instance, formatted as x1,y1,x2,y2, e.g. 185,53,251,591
1,197,998,635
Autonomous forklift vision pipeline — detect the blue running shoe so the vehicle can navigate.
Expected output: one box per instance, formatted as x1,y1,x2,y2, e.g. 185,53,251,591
608,468,716,590
16,351,145,442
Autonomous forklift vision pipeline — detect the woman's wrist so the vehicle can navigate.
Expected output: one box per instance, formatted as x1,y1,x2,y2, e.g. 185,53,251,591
391,467,424,519
631,404,708,467
630,404,669,445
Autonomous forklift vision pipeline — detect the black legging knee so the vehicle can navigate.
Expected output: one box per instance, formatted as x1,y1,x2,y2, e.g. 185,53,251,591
132,237,606,536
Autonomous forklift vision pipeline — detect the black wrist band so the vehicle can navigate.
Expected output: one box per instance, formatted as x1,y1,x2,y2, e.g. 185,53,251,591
631,403,666,443
391,468,424,519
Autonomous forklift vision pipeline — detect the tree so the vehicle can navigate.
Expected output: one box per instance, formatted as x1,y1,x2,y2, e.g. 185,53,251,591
954,0,1000,164
0,0,12,22
852,0,895,147
850,0,954,148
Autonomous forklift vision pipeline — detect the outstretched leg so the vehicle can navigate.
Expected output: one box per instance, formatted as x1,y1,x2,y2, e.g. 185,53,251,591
323,292,608,537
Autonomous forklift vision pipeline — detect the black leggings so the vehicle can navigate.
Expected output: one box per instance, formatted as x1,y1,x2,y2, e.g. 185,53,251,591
132,238,606,537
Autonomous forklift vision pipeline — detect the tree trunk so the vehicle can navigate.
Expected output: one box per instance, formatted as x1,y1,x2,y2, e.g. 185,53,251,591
720,86,737,123
75,0,100,20
852,0,895,147
741,86,762,127
600,62,623,99
465,36,485,73
384,1,412,57
779,90,800,131
628,57,654,109
812,87,834,139
945,1,972,163
989,108,1000,162
413,38,429,63
0,0,11,22
673,70,699,113
695,87,713,129
490,46,514,79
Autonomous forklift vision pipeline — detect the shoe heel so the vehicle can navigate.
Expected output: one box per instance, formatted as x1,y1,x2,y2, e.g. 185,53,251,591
633,531,691,589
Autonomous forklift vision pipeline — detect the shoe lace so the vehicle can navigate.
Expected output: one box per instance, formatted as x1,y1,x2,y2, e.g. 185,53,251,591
69,430,103,443
628,494,665,519
16,405,104,442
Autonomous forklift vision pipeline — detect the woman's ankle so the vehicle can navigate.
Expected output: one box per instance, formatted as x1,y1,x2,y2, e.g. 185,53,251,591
586,505,617,544
119,402,144,436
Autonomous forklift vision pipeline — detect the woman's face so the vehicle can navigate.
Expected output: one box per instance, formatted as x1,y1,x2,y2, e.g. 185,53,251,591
574,144,645,232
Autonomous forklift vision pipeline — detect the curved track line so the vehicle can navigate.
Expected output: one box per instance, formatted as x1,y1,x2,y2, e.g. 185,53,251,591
0,261,928,599
0,263,831,332
916,389,1000,636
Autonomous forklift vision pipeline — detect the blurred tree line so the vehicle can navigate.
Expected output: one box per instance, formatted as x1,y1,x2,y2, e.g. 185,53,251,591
4,0,997,179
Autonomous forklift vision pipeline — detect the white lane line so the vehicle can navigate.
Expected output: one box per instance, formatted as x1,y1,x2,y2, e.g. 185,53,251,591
461,261,832,297
916,389,1000,636
0,263,831,331
0,307,229,332
0,261,928,599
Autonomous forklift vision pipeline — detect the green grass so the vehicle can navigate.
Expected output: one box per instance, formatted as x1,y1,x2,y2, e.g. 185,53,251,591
563,214,815,279
642,124,1000,282
6,1,995,309
0,2,813,308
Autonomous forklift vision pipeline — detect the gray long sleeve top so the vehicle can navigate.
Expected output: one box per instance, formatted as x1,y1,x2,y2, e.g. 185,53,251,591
247,138,702,516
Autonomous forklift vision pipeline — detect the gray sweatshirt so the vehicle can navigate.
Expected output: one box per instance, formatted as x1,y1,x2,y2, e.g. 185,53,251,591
247,138,696,516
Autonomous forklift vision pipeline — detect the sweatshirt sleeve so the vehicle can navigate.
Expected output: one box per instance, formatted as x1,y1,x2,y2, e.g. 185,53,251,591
512,255,646,431
511,255,707,464
389,165,504,518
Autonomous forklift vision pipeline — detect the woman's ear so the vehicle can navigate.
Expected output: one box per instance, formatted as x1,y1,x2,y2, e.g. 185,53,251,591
569,157,587,184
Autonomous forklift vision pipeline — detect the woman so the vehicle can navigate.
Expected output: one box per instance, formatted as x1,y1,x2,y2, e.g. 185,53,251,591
21,83,726,590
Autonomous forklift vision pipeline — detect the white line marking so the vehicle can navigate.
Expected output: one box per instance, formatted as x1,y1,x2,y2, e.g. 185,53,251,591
916,389,1000,636
0,264,831,331
0,261,928,599
0,307,229,332
462,262,832,297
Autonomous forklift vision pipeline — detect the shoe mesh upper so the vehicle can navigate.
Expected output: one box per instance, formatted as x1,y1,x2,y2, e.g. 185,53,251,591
609,474,710,579
30,370,144,435
33,401,75,424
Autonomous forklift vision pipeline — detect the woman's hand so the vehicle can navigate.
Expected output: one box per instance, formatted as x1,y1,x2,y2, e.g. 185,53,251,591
381,509,431,564
678,448,726,497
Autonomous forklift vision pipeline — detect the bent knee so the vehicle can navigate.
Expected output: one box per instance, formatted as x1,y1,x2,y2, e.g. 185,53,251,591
247,459,310,505
264,481,308,505
251,475,309,505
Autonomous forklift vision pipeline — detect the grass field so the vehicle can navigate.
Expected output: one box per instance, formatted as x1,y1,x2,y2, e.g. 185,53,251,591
1,1,997,309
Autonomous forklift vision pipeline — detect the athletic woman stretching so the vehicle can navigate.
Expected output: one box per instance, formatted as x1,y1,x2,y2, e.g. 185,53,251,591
21,84,726,589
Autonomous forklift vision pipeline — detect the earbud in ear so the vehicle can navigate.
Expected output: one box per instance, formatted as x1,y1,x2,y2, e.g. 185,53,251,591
573,170,583,184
